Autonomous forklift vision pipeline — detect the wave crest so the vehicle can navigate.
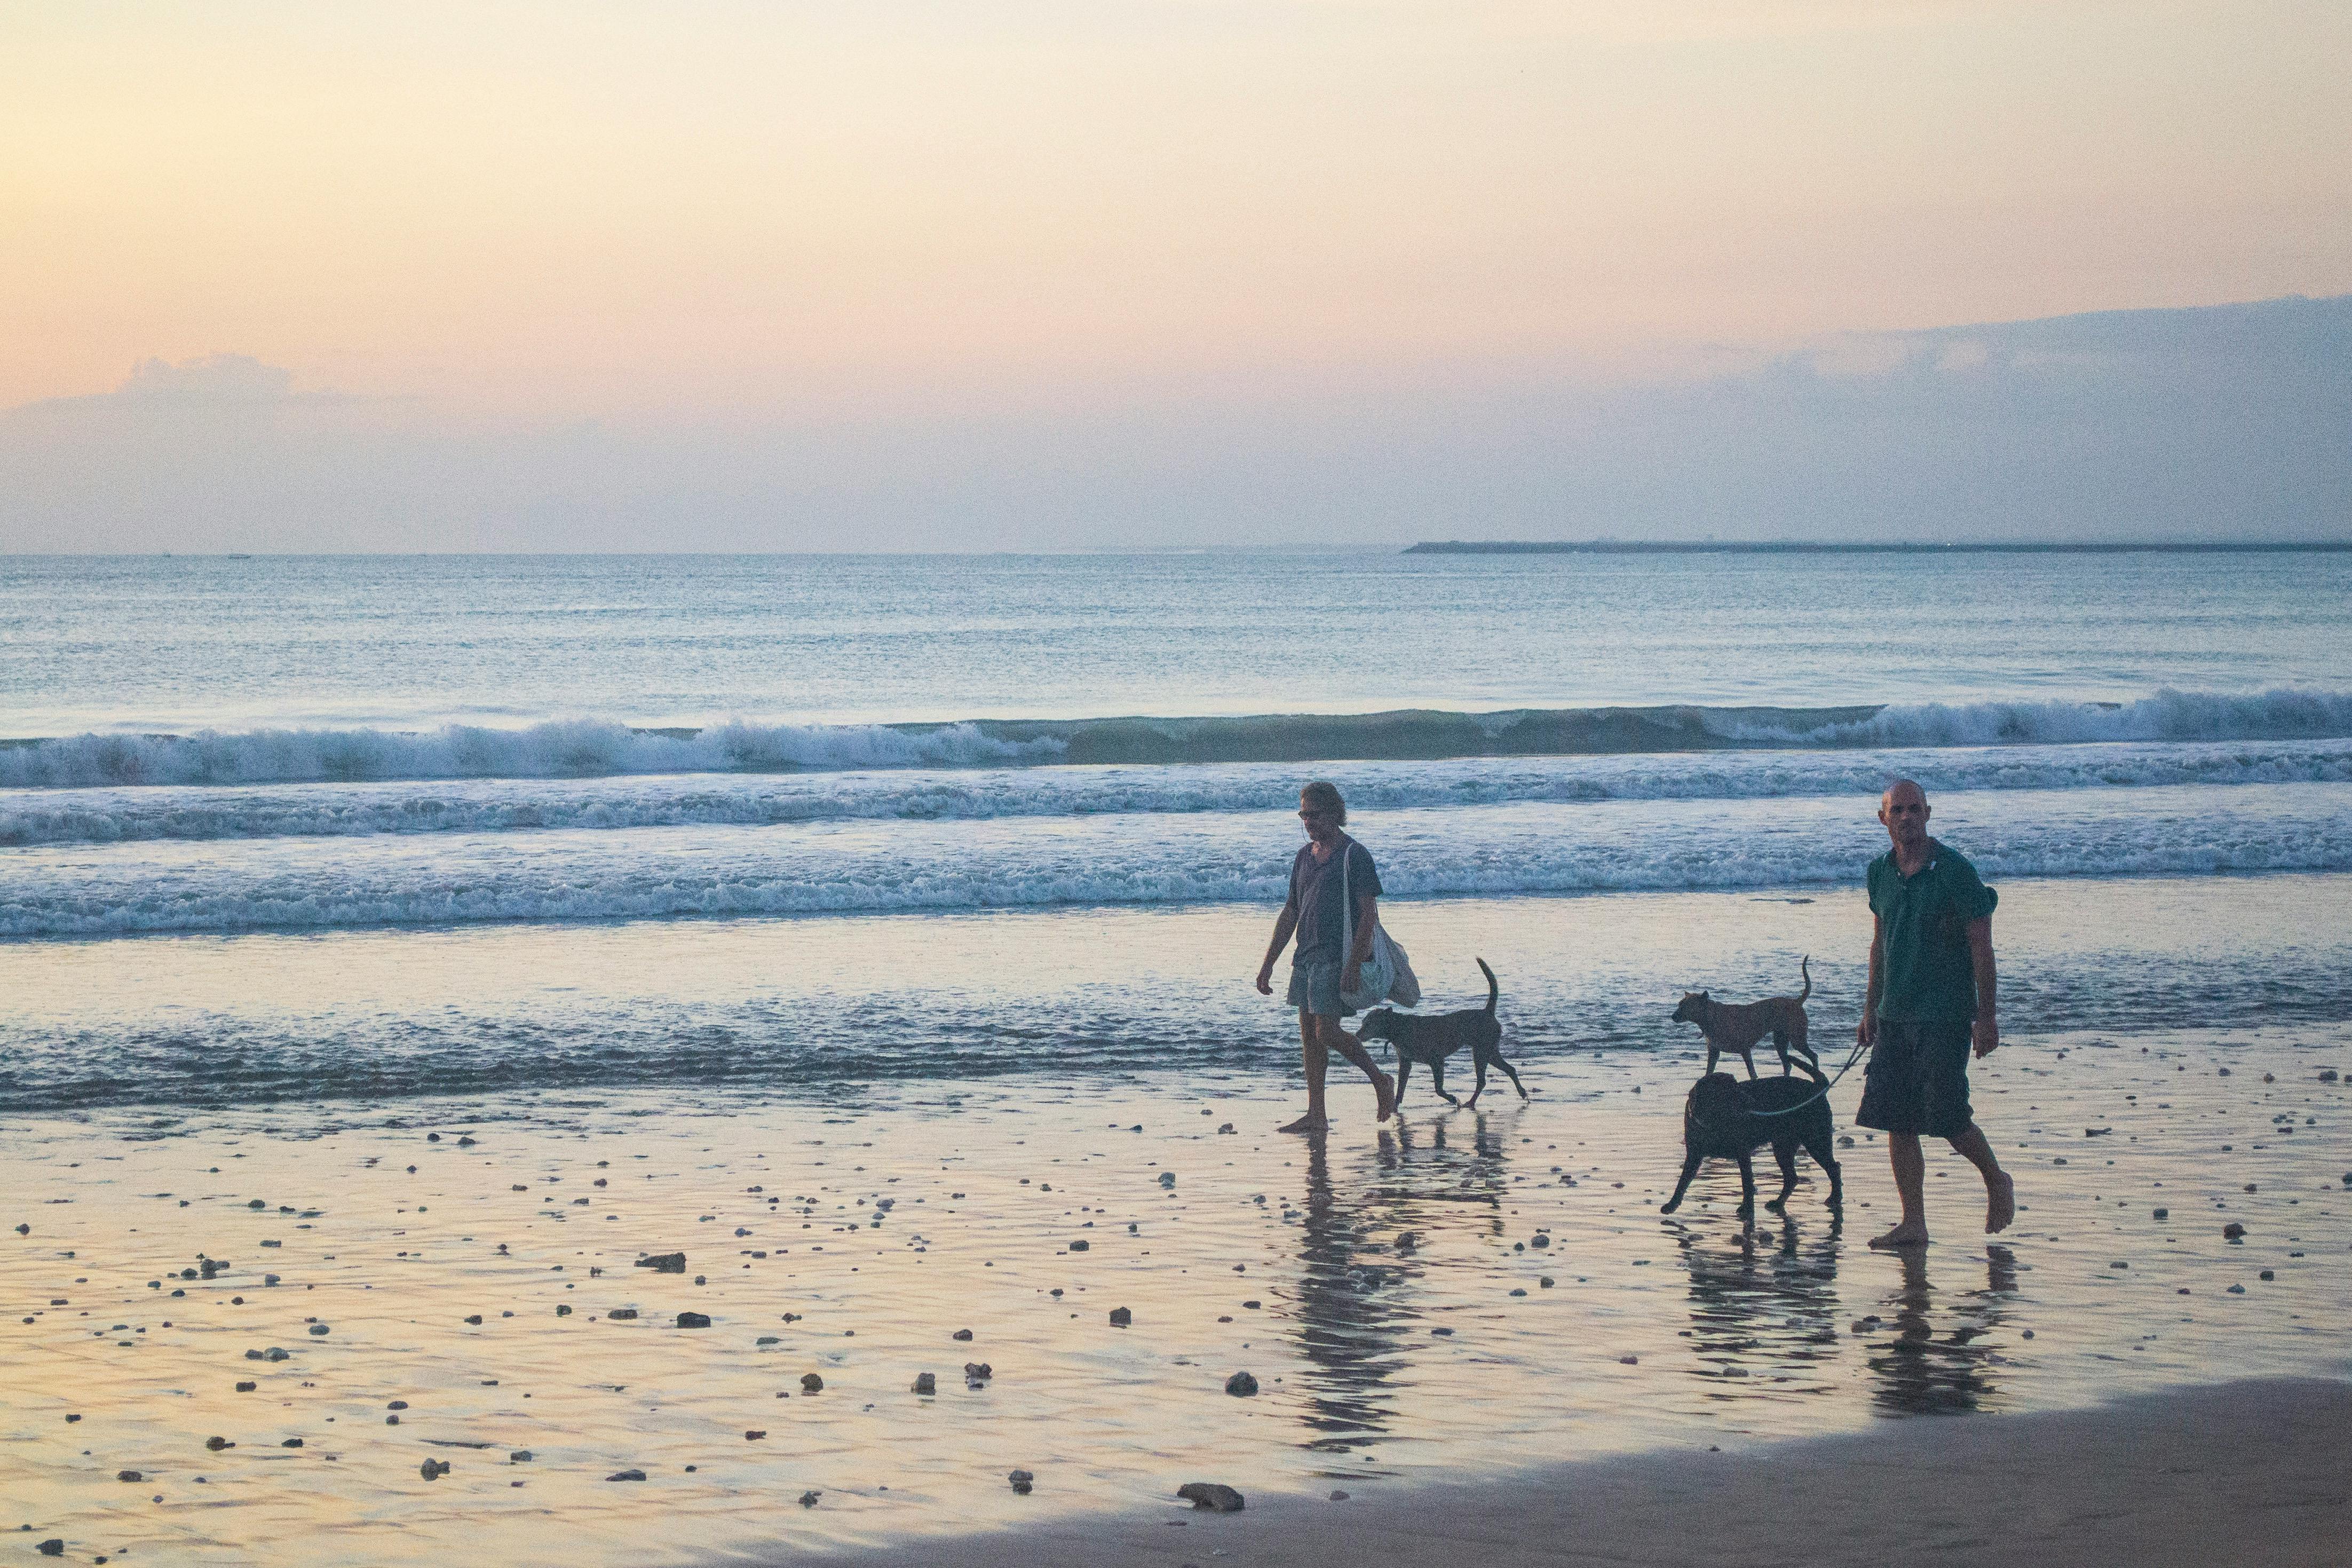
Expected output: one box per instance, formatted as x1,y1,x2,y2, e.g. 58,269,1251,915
6,687,2351,790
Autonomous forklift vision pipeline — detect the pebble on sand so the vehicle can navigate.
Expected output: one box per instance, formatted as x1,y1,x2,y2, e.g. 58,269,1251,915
675,1311,711,1328
1009,1469,1034,1494
606,1469,646,1482
801,1373,825,1392
419,1459,450,1480
798,1491,821,1508
911,1373,937,1395
1224,1371,1258,1396
1109,1307,1133,1327
1178,1482,1246,1512
952,1328,974,1341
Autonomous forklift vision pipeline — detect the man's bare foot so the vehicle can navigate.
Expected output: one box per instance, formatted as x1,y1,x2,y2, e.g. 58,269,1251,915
1985,1170,2016,1234
1372,1070,1396,1122
1277,1112,1327,1134
1868,1220,1930,1249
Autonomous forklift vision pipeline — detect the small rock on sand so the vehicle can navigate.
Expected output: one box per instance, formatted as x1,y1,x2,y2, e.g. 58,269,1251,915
606,1469,646,1482
1224,1371,1258,1396
2224,1222,2246,1239
912,1373,937,1395
798,1490,821,1508
801,1373,825,1392
419,1459,450,1480
1178,1482,1246,1512
1109,1308,1132,1327
964,1361,993,1382
675,1311,711,1328
1069,1239,1090,1251
636,1253,687,1273
952,1328,974,1341
1009,1469,1034,1494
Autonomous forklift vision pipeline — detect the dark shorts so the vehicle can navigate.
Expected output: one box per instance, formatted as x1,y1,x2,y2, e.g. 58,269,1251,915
1857,1020,1975,1138
1286,960,1353,1019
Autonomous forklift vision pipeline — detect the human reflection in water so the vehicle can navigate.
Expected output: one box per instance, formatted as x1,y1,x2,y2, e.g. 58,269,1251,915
1284,1112,1513,1458
1864,1244,2018,1415
1665,1208,1846,1399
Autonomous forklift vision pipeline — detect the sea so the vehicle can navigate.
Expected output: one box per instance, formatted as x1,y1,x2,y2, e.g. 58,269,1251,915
5,548,2351,1118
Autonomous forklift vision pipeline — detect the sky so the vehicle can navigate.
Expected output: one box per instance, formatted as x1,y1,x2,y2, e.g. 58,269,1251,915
3,1,2348,550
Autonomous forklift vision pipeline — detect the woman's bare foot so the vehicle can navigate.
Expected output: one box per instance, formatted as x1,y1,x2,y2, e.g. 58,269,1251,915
1372,1070,1396,1122
1277,1112,1327,1134
1868,1219,1930,1249
1985,1170,2016,1233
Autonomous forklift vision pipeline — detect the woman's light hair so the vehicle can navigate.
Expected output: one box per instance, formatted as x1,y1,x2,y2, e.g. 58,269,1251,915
1298,780,1346,825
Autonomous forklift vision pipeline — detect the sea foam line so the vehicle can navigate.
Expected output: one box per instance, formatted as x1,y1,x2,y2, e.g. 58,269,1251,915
4,787,2345,937
5,738,2352,846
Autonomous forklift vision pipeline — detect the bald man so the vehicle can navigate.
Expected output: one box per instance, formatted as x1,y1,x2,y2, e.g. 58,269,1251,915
1856,779,2015,1248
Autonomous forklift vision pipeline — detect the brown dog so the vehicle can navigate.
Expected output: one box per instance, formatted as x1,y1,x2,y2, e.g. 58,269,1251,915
1672,957,1822,1081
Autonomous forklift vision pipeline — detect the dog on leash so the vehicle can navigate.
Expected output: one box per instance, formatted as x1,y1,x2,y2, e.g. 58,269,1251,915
1354,959,1527,1111
1671,956,1821,1080
1659,1071,1843,1218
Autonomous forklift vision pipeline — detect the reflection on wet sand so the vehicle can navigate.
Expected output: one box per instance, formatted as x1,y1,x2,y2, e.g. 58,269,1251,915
1864,1244,2019,1415
1283,1111,1517,1456
1667,1210,1844,1399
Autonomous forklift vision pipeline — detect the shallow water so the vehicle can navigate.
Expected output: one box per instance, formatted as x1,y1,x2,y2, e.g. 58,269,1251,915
4,874,2348,1113
4,1027,2347,1565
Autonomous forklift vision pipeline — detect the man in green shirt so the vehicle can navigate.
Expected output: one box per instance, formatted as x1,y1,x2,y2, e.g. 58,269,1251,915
1856,779,2015,1249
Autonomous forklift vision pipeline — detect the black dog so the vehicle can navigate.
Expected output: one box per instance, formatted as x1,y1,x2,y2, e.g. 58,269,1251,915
1659,1071,1842,1218
1354,959,1527,1110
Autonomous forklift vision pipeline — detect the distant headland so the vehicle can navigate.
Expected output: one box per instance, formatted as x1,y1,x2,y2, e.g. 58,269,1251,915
1403,540,2352,555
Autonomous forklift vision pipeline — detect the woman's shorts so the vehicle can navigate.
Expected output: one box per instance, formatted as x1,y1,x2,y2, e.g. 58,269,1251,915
1286,960,1352,1019
1856,1020,1975,1138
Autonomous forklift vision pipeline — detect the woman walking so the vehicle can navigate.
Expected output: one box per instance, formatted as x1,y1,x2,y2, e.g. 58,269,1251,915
1254,780,1397,1132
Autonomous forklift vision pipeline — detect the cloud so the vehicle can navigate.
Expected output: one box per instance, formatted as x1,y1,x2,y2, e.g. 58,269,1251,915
114,354,295,403
2,294,2346,552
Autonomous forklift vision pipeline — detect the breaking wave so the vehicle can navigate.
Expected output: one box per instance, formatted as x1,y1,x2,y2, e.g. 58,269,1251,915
7,687,2351,791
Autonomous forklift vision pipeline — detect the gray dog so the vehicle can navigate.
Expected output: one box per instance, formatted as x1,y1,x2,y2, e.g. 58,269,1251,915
1354,959,1527,1110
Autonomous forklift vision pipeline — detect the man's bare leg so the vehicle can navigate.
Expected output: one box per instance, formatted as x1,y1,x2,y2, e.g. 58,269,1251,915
1279,1008,1330,1133
1946,1122,2015,1233
1321,1018,1395,1122
1869,1130,1931,1248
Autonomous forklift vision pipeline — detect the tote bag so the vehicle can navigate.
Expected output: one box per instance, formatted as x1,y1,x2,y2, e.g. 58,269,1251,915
1339,837,1422,1012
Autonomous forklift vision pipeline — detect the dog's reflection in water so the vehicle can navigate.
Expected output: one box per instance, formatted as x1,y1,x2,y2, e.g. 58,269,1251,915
1666,1212,1847,1398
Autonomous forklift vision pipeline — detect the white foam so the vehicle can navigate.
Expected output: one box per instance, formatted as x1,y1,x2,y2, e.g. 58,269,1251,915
4,784,2345,938
7,739,2350,848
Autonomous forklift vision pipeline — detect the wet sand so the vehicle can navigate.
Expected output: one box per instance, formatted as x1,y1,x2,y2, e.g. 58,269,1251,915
5,1025,2348,1565
825,1377,2351,1568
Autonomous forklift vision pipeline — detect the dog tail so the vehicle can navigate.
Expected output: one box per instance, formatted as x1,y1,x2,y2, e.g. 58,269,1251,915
1797,954,1811,1003
1477,957,1498,1015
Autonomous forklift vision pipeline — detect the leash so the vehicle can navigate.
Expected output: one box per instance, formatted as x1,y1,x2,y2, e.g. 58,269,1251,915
1685,1034,1869,1130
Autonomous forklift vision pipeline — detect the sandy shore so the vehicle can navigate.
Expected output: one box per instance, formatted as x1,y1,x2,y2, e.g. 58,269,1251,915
5,1025,2347,1565
809,1376,2351,1567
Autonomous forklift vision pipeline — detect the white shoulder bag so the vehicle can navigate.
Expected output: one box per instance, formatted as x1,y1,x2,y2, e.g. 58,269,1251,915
1339,836,1421,1012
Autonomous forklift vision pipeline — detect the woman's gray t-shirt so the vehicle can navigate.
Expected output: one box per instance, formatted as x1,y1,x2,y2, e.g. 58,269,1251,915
1289,838,1381,966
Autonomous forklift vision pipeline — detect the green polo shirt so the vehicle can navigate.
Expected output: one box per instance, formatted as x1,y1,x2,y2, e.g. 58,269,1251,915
1867,840,1998,1023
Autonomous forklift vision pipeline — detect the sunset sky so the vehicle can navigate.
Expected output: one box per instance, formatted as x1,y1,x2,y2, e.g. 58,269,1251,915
4,1,2348,548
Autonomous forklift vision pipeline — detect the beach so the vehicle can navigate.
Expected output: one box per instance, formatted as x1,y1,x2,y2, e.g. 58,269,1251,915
7,1014,2346,1565
7,550,2352,1564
